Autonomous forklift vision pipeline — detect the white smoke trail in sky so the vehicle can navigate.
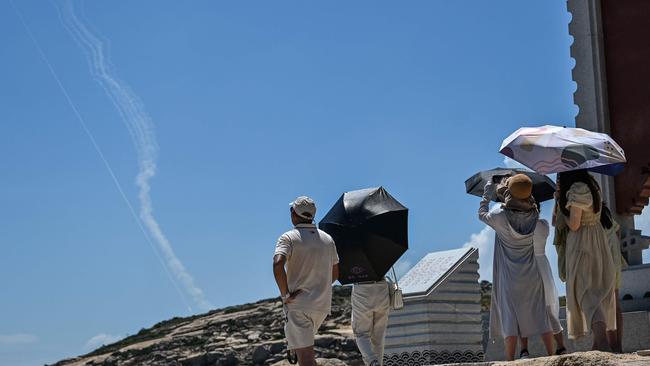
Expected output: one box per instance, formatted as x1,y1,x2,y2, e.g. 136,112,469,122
57,0,212,311
9,0,196,313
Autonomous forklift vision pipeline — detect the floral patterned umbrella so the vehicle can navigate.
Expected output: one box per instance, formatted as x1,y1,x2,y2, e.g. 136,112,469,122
499,125,626,175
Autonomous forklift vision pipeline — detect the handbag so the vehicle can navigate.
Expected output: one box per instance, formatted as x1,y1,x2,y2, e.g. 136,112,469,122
387,267,404,310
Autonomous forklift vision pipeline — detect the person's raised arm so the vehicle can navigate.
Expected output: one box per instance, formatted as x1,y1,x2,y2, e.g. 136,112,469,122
478,181,497,227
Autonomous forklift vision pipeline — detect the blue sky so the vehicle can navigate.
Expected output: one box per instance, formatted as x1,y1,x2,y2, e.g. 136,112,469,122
3,1,644,365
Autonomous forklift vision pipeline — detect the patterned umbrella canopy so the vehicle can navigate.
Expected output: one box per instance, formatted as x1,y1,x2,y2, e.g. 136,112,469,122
499,125,626,175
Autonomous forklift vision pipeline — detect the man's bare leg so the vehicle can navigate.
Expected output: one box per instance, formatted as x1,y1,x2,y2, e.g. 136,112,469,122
295,346,317,366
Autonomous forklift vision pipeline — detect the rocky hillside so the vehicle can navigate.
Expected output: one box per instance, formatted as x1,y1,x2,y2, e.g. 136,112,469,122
50,283,650,366
492,351,650,366
51,286,363,366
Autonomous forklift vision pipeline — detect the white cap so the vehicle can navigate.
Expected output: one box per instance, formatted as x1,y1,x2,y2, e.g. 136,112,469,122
290,196,316,220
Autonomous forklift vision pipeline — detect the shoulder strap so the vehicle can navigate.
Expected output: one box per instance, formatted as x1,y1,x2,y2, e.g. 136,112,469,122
391,267,399,287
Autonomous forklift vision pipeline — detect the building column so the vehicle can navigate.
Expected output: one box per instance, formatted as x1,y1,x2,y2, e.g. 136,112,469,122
567,0,649,264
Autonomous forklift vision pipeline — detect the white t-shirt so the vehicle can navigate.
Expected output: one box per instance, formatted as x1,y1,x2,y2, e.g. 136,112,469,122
275,223,339,314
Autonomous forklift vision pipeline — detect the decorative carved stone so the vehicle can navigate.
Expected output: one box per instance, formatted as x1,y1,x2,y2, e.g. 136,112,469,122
621,229,650,266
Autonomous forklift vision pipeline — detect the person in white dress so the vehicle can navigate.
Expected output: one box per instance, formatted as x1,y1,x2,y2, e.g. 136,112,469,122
519,207,567,357
480,174,554,360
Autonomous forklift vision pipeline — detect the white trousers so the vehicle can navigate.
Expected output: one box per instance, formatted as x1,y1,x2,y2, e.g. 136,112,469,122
352,281,390,366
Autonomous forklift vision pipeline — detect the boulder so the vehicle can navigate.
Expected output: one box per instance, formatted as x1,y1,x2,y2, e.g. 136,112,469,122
314,335,339,348
271,358,349,366
268,342,286,354
252,345,272,364
339,338,357,352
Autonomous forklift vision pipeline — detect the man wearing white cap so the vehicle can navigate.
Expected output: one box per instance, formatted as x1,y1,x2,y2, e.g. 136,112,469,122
273,196,340,366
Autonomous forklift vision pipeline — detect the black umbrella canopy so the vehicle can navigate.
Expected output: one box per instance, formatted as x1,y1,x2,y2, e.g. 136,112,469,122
465,167,556,202
319,187,408,285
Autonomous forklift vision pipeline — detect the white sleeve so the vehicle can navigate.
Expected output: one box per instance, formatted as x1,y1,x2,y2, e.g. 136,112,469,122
331,240,339,265
274,233,292,259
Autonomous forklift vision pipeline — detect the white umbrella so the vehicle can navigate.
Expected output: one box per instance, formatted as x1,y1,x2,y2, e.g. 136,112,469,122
499,125,626,175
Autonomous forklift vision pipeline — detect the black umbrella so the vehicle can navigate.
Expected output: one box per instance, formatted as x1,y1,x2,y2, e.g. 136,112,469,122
465,167,556,202
319,187,408,285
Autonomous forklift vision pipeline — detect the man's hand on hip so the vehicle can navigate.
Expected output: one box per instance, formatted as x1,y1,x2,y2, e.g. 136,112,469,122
283,289,303,304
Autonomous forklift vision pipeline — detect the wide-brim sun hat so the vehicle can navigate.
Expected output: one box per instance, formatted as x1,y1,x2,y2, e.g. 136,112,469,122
507,174,533,200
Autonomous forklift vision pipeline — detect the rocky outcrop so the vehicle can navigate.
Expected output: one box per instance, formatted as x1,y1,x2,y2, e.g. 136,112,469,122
49,285,650,366
493,351,650,366
51,286,363,366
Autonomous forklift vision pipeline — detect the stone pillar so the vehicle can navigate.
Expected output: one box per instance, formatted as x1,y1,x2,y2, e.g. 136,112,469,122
567,0,636,237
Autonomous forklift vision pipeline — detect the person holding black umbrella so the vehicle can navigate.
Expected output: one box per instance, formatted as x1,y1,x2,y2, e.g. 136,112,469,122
479,174,554,360
319,187,409,366
273,196,340,366
352,279,390,366
518,201,567,357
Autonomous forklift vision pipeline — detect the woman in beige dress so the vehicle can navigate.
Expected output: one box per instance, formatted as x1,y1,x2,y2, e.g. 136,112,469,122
557,169,617,351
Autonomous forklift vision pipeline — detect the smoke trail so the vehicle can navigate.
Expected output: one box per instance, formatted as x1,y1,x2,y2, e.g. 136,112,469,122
58,0,211,311
9,0,193,313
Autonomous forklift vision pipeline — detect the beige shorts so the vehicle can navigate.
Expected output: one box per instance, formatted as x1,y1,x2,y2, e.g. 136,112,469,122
284,309,327,350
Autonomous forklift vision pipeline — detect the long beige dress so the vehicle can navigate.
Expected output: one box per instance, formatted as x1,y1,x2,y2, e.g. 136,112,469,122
604,219,628,289
565,182,617,339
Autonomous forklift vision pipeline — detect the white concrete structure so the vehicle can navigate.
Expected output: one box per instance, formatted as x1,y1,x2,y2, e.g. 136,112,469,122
620,264,650,312
383,247,483,365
